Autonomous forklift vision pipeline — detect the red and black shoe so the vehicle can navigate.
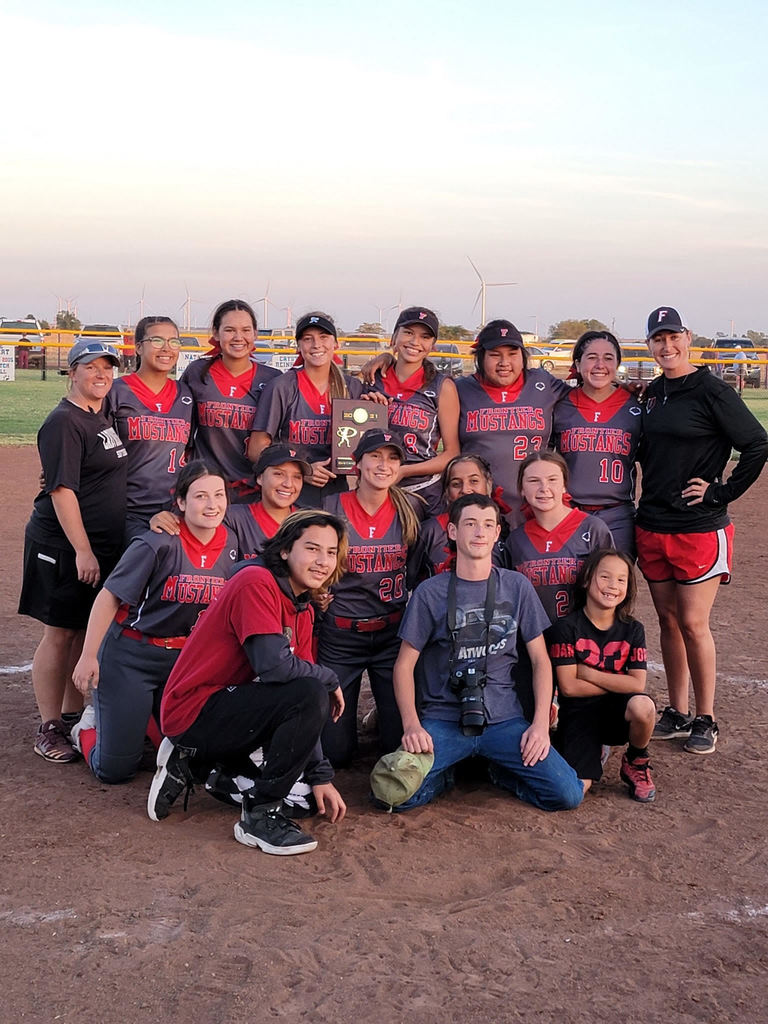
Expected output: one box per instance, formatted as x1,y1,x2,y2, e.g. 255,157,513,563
620,753,656,803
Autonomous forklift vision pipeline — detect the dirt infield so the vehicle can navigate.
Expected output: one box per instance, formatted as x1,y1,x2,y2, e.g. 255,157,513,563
1,445,766,1024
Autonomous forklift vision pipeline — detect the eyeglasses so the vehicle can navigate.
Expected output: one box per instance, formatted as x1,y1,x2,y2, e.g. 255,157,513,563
144,336,182,350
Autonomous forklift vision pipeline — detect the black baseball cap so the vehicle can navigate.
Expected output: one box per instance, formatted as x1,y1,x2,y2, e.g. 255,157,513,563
646,307,688,339
352,429,406,462
68,339,121,367
295,313,337,341
473,319,524,350
253,444,311,478
393,307,439,339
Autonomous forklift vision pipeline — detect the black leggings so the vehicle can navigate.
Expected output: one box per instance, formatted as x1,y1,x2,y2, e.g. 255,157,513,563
173,677,328,805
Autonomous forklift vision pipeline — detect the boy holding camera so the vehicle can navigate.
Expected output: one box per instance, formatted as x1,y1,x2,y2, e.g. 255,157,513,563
391,494,584,811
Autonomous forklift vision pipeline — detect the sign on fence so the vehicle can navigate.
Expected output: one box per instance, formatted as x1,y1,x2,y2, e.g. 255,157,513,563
0,347,16,382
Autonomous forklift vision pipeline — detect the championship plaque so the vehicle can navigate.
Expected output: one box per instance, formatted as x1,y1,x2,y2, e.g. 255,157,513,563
331,399,387,474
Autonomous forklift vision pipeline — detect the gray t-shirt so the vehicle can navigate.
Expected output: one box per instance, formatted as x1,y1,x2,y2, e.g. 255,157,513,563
398,568,550,724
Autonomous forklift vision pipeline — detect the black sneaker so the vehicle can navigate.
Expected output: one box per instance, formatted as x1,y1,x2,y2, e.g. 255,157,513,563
652,706,694,740
147,737,195,821
683,715,719,755
233,803,318,855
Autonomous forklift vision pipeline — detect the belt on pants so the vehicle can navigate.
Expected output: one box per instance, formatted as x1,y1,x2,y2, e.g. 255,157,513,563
121,626,187,649
575,501,627,513
332,611,403,633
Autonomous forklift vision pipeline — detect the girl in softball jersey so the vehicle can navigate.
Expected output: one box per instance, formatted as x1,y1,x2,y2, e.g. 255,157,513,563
249,312,385,508
319,430,425,767
71,462,238,783
105,316,194,544
368,307,460,515
551,331,641,556
456,320,571,527
504,451,613,626
183,300,281,503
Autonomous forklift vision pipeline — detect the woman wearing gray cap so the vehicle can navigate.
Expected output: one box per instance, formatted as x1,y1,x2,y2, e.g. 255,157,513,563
18,339,128,763
637,306,768,755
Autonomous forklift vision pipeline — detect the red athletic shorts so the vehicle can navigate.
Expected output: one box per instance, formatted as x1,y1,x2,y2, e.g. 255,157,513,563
635,524,734,584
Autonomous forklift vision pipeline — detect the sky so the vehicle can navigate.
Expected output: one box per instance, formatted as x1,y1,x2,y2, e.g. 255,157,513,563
1,0,766,339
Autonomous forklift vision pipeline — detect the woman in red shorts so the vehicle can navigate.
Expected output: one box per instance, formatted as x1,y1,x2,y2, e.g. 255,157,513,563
637,306,768,755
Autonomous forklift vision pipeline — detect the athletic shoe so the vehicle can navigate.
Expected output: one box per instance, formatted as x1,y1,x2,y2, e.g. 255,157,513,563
652,706,694,740
34,719,79,764
683,715,719,755
620,753,656,803
147,737,195,821
69,704,96,754
233,803,318,855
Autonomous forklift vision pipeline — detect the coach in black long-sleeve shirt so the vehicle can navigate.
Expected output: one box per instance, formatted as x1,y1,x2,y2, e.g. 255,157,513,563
635,305,768,759
637,365,768,533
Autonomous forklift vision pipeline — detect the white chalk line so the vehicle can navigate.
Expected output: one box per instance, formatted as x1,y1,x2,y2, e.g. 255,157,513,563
647,661,767,690
0,663,33,675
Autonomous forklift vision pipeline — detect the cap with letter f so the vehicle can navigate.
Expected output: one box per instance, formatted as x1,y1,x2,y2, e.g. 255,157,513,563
646,306,688,340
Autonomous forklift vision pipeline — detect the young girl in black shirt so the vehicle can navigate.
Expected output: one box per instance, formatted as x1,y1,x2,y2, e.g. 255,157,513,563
548,549,657,802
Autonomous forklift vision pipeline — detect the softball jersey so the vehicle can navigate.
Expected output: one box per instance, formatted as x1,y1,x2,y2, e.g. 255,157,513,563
504,509,614,624
371,365,450,512
456,369,569,526
106,374,194,527
253,368,364,507
182,357,281,502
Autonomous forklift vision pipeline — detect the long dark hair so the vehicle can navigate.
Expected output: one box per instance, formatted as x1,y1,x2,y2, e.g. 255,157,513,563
440,453,494,505
201,299,259,382
261,509,348,588
573,548,637,622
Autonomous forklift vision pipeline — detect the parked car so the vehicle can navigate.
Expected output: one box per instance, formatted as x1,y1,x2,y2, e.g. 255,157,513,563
706,338,761,389
0,318,45,369
432,342,465,377
616,343,660,382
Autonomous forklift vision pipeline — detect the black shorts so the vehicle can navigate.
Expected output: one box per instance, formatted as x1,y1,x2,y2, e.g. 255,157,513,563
18,534,120,630
555,692,644,782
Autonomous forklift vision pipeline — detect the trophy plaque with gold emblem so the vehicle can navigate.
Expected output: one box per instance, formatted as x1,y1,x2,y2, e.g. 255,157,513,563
331,399,388,474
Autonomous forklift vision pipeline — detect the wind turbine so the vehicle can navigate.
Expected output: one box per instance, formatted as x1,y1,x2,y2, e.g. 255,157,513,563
180,284,204,332
467,257,516,327
282,303,294,333
257,282,280,331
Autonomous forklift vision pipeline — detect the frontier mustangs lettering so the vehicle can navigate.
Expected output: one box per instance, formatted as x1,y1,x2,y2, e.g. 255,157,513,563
464,407,546,433
558,427,632,455
197,402,255,430
161,574,227,604
347,544,407,574
126,416,190,443
516,558,581,587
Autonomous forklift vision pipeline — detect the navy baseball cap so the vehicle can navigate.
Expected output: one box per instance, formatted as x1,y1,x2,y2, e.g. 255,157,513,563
253,444,311,478
646,307,689,339
473,319,524,350
393,307,439,339
352,429,406,463
295,313,337,341
68,339,121,367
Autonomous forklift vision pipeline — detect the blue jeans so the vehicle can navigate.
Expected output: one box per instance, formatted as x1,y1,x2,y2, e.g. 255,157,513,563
398,717,584,812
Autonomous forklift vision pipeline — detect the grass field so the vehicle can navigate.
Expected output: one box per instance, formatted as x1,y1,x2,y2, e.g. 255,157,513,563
1,371,768,444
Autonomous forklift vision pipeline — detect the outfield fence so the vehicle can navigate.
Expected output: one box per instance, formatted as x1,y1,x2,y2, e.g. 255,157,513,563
1,327,767,386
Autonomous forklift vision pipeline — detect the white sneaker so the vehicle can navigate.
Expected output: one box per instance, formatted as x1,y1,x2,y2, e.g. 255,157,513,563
70,704,96,754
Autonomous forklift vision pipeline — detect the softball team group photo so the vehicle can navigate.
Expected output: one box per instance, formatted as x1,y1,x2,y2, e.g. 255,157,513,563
18,299,768,856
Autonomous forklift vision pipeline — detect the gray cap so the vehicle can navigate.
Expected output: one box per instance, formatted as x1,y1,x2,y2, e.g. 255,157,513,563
68,339,121,367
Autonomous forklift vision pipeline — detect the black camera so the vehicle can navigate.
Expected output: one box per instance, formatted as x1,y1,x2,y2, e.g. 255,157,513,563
450,662,488,736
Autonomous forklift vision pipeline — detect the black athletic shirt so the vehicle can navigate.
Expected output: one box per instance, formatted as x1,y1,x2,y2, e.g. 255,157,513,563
637,368,768,532
27,399,128,551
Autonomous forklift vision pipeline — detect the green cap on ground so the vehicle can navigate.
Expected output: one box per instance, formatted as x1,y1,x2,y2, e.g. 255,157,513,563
370,748,434,809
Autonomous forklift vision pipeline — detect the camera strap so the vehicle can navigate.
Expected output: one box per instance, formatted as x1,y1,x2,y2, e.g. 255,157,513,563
447,569,497,674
